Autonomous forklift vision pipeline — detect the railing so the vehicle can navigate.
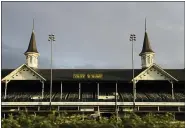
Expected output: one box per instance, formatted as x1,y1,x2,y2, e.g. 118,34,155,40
2,102,185,106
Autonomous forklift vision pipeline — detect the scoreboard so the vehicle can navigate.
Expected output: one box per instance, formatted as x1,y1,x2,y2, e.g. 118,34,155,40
73,73,103,79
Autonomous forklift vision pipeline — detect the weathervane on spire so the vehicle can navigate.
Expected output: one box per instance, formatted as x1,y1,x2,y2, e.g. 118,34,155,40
33,19,34,31
145,17,147,32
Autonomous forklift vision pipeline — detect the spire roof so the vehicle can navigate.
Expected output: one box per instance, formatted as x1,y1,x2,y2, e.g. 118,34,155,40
139,18,154,56
24,19,39,54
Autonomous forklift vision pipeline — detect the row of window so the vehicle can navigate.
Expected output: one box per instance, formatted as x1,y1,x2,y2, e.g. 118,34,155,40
26,56,38,64
142,55,153,64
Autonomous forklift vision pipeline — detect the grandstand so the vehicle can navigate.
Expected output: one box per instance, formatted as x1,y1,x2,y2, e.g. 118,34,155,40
1,21,185,120
1,80,185,103
1,70,185,120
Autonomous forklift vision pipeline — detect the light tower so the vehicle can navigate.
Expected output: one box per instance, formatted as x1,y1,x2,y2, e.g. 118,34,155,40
129,33,136,109
48,34,55,110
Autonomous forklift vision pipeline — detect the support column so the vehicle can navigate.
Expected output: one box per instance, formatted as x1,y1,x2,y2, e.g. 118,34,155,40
134,80,137,100
97,83,99,100
25,107,28,112
178,106,180,112
38,106,40,111
61,82,63,100
97,83,100,117
97,106,100,116
4,81,8,99
34,112,36,117
171,81,174,99
115,82,118,121
133,79,136,107
79,83,81,100
41,81,44,99
82,111,85,121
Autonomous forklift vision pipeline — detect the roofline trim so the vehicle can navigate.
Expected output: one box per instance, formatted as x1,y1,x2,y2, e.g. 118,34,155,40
131,63,178,82
2,64,25,82
1,64,46,82
153,63,178,81
24,64,46,81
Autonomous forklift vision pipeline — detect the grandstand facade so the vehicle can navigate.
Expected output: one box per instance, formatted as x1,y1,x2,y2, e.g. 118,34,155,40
1,21,185,120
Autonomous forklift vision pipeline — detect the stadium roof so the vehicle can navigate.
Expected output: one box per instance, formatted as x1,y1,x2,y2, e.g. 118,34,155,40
2,68,185,81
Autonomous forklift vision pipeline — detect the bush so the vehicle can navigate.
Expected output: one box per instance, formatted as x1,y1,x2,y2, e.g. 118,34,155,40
1,112,184,128
2,114,21,128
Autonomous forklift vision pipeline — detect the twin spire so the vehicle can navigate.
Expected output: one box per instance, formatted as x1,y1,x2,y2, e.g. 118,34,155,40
139,17,154,56
24,19,39,69
24,18,154,68
24,18,153,56
24,19,39,54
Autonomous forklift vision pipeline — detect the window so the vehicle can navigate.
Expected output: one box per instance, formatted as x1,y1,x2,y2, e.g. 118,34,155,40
30,57,32,63
34,57,36,64
141,56,144,64
147,56,150,63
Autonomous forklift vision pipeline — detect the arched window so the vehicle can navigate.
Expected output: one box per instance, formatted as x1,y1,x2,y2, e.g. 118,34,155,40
30,56,32,63
141,56,144,64
34,57,36,64
147,56,150,63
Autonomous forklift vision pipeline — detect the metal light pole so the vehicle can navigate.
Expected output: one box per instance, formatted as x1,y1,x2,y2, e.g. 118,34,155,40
48,34,55,111
129,34,136,110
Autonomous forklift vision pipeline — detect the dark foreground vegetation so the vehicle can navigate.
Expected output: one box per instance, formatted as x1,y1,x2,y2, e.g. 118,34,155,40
2,112,185,128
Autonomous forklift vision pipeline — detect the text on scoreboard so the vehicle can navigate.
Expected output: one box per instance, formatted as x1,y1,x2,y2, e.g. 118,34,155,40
73,73,103,79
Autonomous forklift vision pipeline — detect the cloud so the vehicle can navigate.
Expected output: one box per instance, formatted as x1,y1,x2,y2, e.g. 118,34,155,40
2,42,54,69
2,2,184,69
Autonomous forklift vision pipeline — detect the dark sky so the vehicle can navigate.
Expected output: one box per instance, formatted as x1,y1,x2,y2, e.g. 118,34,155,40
2,2,184,69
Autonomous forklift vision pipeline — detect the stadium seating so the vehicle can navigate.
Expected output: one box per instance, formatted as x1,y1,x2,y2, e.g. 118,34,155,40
1,91,185,102
119,92,133,102
175,92,185,102
82,92,94,102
